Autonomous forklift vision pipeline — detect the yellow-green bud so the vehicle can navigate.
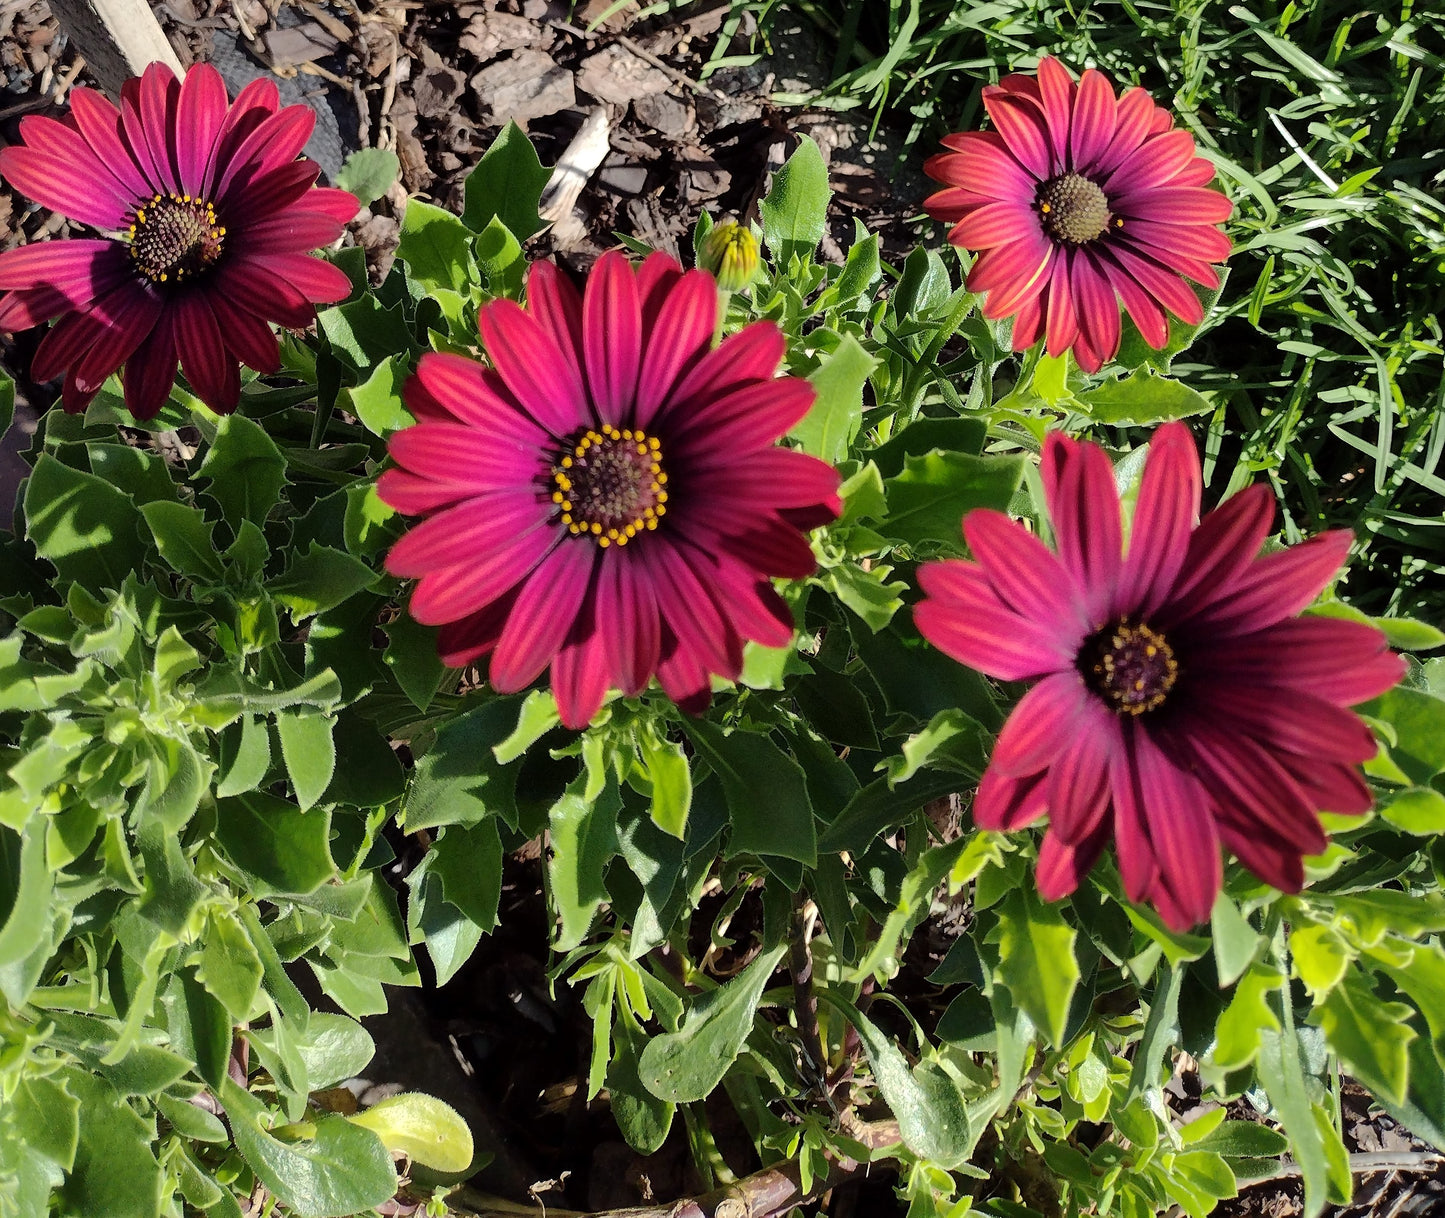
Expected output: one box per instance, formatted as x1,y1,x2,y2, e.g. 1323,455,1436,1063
698,220,760,292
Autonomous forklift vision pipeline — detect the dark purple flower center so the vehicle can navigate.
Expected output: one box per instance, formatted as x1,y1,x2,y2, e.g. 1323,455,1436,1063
1037,173,1118,245
1080,618,1178,715
128,192,226,284
552,424,668,548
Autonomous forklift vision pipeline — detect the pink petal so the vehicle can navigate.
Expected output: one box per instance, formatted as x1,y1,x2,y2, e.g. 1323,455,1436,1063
1118,422,1201,618
1105,245,1204,324
406,353,550,445
1116,187,1233,226
1187,682,1378,765
1071,251,1121,368
665,322,784,417
984,92,1055,179
1045,697,1118,841
0,237,124,294
914,559,1076,681
1121,218,1231,270
1070,69,1118,171
951,201,1040,250
385,492,552,581
1036,819,1111,900
551,613,613,730
1041,431,1122,624
122,312,179,420
0,139,130,229
1093,86,1156,176
215,106,316,201
479,297,591,438
202,76,280,198
582,250,642,426
1216,822,1305,894
1209,615,1403,707
1278,756,1373,817
973,766,1048,831
1035,57,1075,166
1043,259,1080,356
990,671,1089,778
1185,530,1351,638
122,63,181,197
1099,251,1170,348
1012,293,1043,349
1110,722,1159,903
212,259,316,328
175,293,240,411
248,253,351,307
1159,482,1275,613
671,378,816,456
526,260,585,388
241,212,347,255
388,420,545,489
646,543,740,676
634,269,717,430
929,130,1039,196
596,547,661,696
1104,129,1198,195
489,542,596,692
436,591,515,668
71,281,161,394
67,87,151,200
175,63,228,196
206,293,281,374
964,508,1087,640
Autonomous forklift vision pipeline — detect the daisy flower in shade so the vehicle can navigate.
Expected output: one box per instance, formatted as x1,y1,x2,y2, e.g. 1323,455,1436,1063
377,250,842,730
924,57,1232,374
0,61,357,420
913,423,1403,931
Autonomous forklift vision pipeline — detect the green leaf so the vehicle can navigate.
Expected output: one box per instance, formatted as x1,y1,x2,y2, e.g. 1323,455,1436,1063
348,355,414,438
56,1072,163,1218
1370,941,1445,1069
1211,895,1261,988
1192,1121,1289,1159
214,792,335,896
827,561,907,632
1376,616,1445,652
1076,366,1213,425
0,825,52,970
198,415,288,530
4,1075,79,1171
608,1013,674,1155
638,943,787,1103
639,727,692,839
760,136,830,262
195,909,264,1019
548,777,621,950
271,543,378,620
296,1013,376,1091
833,996,972,1168
24,455,147,591
335,147,399,208
462,121,552,241
402,699,521,833
319,298,413,374
397,198,477,294
383,613,447,712
349,1093,473,1173
216,714,272,799
1256,972,1330,1218
221,1079,397,1218
1290,923,1349,996
1312,965,1416,1104
792,334,876,463
276,710,337,813
475,216,525,297
993,888,1079,1047
881,450,1025,550
1381,786,1445,834
431,819,503,933
682,719,816,866
0,369,12,442
1210,964,1281,1073
140,500,223,580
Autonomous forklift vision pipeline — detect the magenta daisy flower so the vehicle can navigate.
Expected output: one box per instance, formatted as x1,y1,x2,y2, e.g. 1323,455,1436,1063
378,250,842,730
914,423,1403,930
924,57,1232,373
0,62,357,420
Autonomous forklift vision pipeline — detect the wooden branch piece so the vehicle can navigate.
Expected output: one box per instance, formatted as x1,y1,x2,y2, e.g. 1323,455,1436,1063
46,0,184,97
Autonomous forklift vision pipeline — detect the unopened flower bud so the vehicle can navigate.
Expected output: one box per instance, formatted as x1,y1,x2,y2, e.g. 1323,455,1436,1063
698,220,759,292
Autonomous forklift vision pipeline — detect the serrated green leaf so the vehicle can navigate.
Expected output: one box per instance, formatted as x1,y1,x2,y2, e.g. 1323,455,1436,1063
214,792,335,896
462,121,552,241
196,909,264,1019
397,198,476,294
140,500,223,580
881,449,1025,550
639,727,692,839
402,699,521,832
276,710,336,812
24,455,148,591
1290,923,1350,996
56,1072,163,1218
1313,965,1416,1104
792,334,876,463
548,777,621,950
1381,786,1445,834
197,415,288,530
1076,366,1213,425
348,355,414,438
271,542,378,621
682,718,816,866
431,819,503,933
1211,894,1261,987
993,887,1079,1047
638,943,787,1103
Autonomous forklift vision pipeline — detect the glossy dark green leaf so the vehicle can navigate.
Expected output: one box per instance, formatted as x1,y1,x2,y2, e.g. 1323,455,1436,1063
880,450,1025,550
683,718,816,866
271,543,378,620
197,415,288,530
215,792,335,896
402,699,521,832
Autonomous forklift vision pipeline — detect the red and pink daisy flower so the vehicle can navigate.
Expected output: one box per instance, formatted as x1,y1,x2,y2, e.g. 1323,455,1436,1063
0,61,357,420
378,250,842,730
914,423,1403,930
924,57,1232,373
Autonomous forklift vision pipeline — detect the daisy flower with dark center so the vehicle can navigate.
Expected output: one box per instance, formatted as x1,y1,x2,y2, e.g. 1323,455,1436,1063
0,61,358,420
378,250,842,730
914,423,1403,930
924,57,1232,373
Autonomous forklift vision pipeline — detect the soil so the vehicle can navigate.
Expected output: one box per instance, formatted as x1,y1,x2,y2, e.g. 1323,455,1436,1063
1,3,1443,1216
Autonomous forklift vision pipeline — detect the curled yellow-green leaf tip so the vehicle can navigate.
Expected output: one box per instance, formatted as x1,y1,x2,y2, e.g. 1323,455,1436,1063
698,220,760,292
347,1093,474,1173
